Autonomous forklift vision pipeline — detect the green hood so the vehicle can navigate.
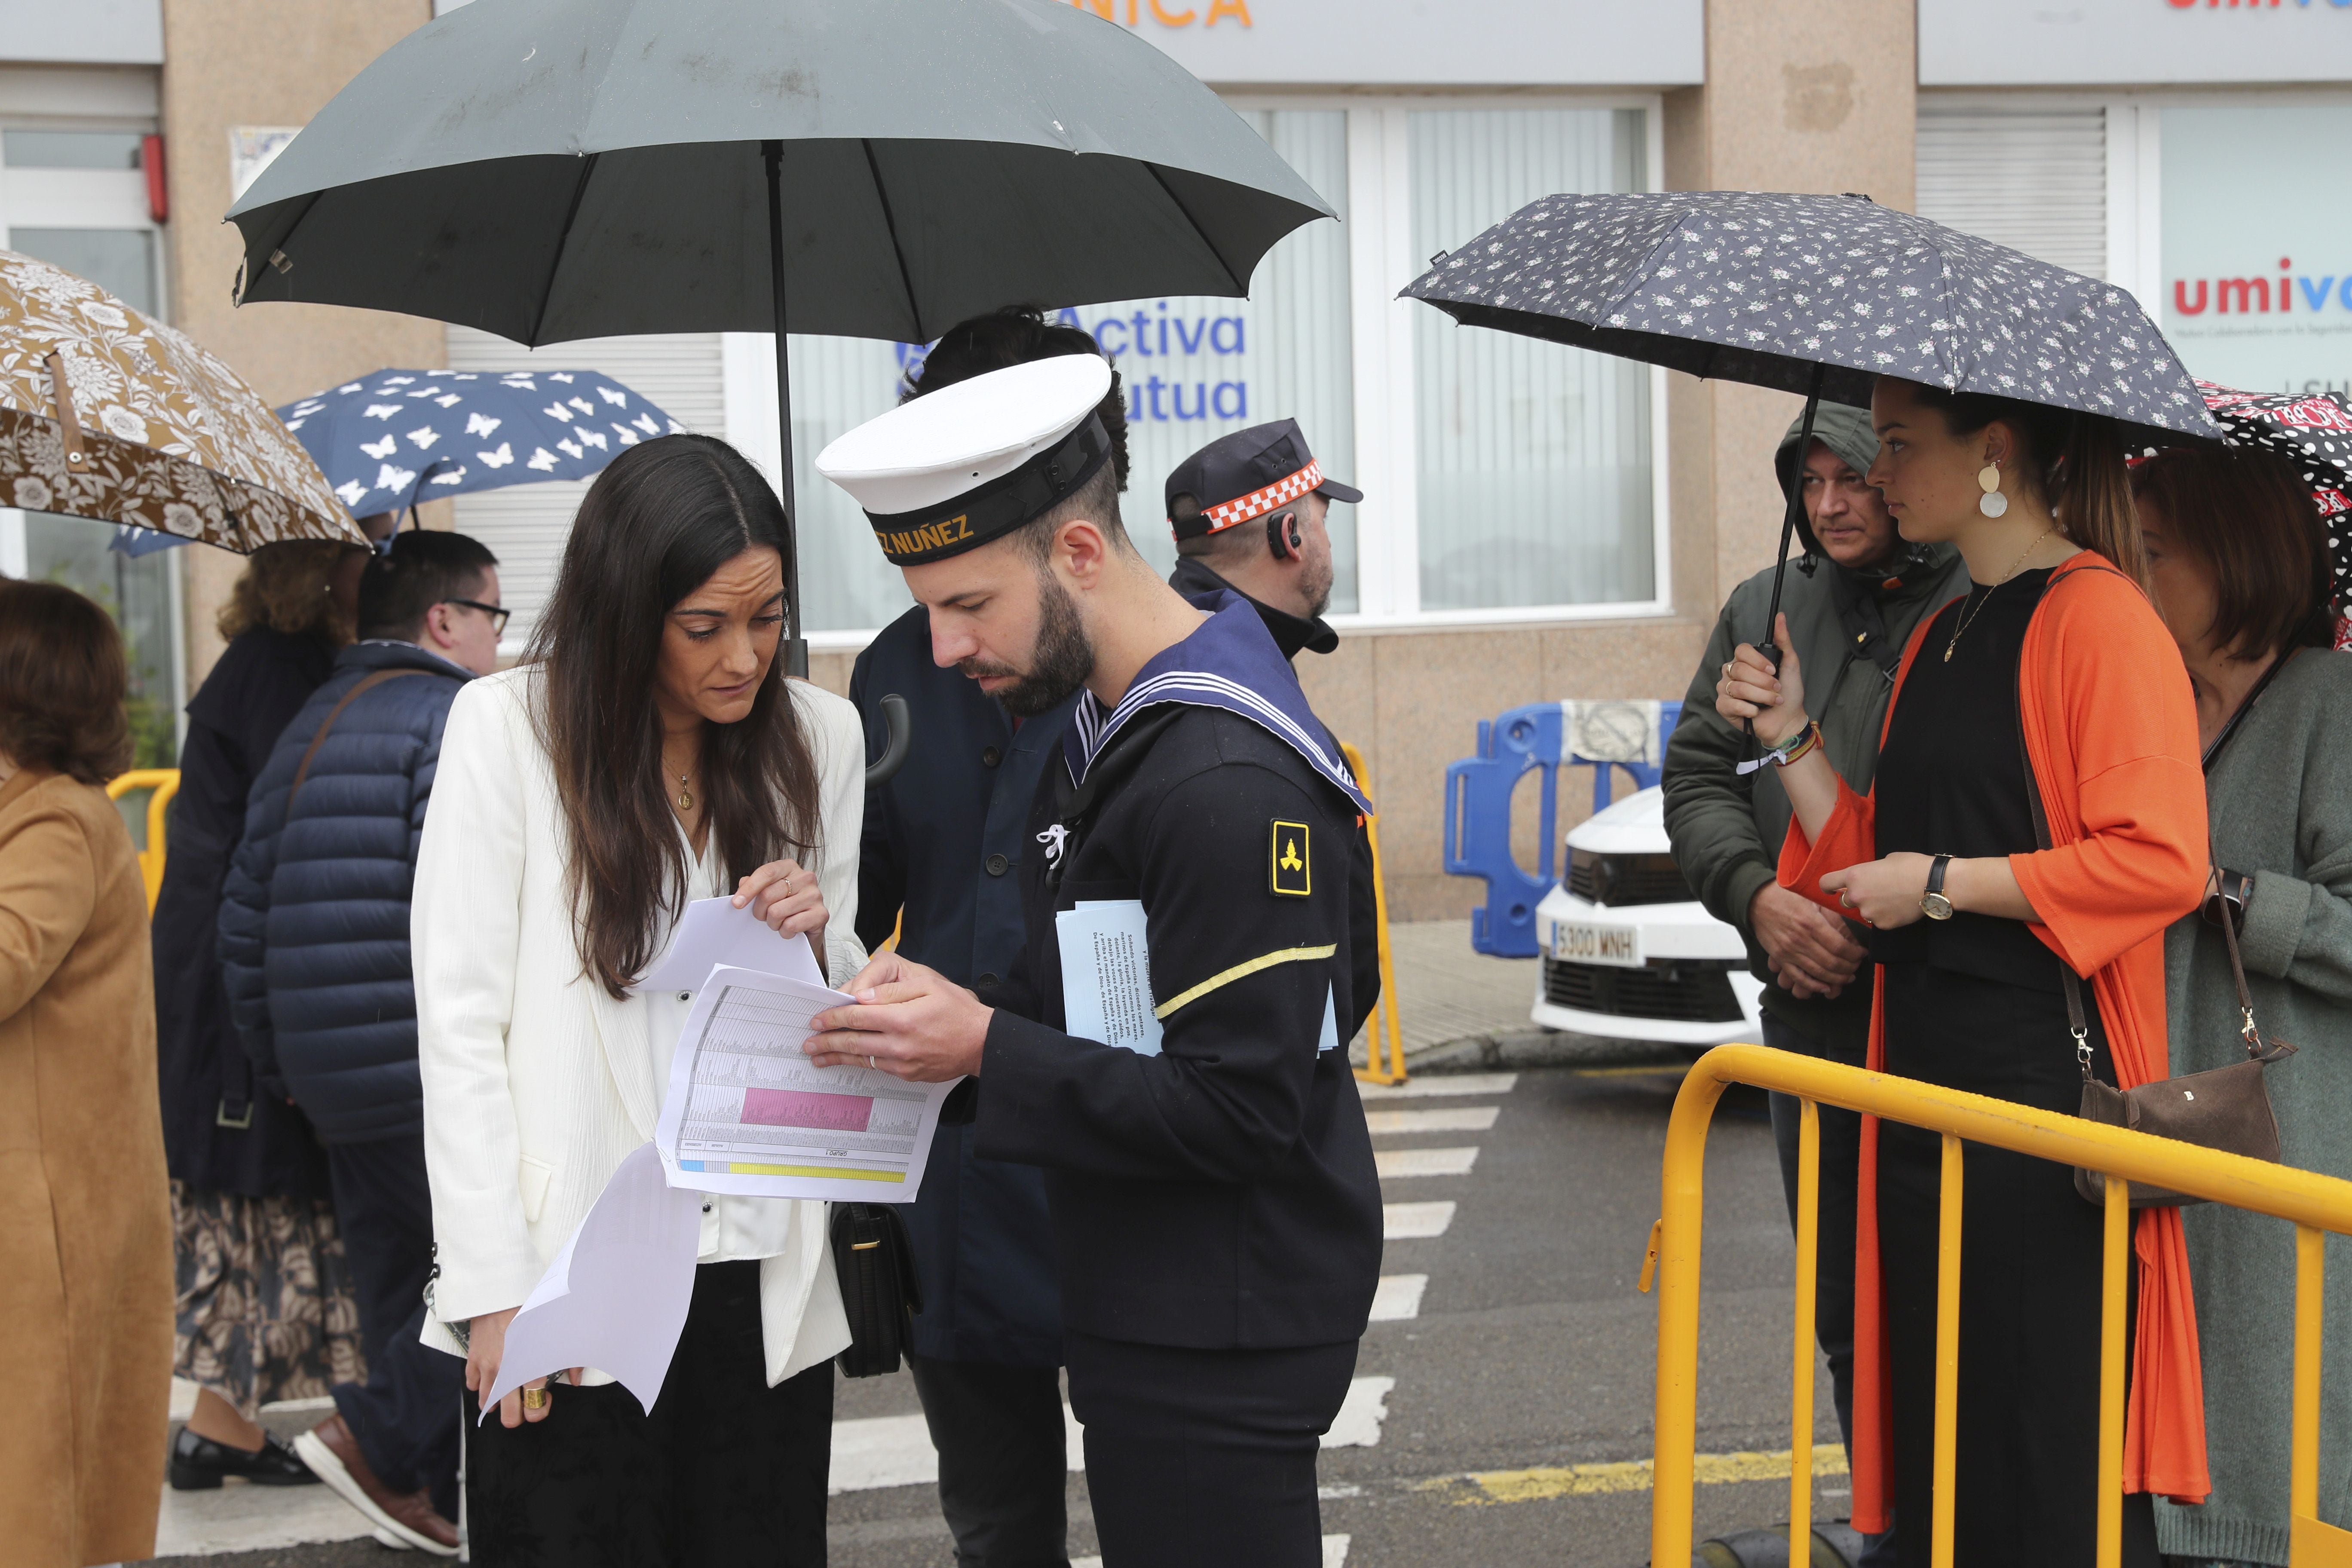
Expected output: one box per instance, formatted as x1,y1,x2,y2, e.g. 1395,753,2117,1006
1771,401,1958,588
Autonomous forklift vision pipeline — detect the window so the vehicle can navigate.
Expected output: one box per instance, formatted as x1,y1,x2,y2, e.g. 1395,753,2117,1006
1408,107,1652,613
1915,104,2108,280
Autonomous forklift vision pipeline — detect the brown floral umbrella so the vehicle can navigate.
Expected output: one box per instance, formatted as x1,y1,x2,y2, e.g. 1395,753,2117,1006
0,250,362,552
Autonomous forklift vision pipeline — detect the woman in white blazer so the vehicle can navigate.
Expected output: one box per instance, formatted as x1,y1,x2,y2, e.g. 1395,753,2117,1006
411,434,865,1564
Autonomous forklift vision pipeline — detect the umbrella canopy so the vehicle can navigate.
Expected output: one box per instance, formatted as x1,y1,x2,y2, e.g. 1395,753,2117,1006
222,0,1330,345
222,0,1329,661
1400,190,2220,441
0,251,361,552
279,366,683,517
2194,382,2352,642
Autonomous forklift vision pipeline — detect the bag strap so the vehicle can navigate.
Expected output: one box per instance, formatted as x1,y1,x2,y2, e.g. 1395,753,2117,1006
285,668,430,814
2014,692,2097,1079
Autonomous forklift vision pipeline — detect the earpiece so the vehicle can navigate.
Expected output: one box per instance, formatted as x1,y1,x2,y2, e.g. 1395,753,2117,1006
1266,509,1302,563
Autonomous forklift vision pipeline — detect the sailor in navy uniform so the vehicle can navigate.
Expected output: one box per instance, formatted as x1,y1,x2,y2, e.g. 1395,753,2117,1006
808,356,1382,1568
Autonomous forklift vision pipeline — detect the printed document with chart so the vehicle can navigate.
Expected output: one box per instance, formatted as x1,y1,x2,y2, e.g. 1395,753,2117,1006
652,962,960,1203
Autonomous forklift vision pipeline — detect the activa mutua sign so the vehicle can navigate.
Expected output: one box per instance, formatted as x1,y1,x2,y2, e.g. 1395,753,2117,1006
1922,0,2352,84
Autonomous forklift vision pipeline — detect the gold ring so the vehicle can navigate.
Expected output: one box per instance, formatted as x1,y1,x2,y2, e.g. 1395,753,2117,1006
521,1385,549,1410
868,1055,877,1071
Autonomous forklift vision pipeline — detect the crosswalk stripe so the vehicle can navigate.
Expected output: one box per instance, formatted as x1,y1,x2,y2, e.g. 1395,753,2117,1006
1383,1200,1455,1239
1374,1145,1479,1178
1359,1072,1517,1099
1365,1105,1499,1135
1077,1535,1348,1568
827,1377,1396,1495
1369,1273,1428,1322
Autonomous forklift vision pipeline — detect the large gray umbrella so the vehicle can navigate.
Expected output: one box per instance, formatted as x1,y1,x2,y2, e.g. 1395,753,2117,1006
225,0,1330,663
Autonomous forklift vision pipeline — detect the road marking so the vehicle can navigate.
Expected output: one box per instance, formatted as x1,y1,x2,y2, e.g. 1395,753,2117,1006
1384,1200,1455,1238
1323,1377,1394,1448
1078,1536,1347,1568
156,1479,378,1555
1369,1273,1428,1321
1360,1072,1518,1099
1436,1442,1850,1505
1365,1105,1500,1134
1571,1063,1690,1078
829,1376,1395,1496
828,1412,940,1494
1375,1145,1479,1178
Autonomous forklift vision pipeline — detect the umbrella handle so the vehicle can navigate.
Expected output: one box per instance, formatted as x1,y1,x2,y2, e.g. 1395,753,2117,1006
44,352,89,473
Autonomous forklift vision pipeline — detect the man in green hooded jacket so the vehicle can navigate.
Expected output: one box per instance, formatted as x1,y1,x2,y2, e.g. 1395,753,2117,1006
1662,404,1967,1469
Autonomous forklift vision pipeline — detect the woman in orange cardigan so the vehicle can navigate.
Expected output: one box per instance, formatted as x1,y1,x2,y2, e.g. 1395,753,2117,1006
1716,379,2209,1567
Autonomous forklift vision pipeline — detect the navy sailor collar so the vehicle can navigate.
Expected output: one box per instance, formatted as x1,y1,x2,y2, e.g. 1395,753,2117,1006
1063,591,1373,816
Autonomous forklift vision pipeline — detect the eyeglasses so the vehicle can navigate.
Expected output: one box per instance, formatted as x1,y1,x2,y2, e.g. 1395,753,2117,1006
444,598,511,635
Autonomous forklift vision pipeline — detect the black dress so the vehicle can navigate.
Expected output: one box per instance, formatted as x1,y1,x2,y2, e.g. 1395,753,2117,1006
1868,570,2156,1567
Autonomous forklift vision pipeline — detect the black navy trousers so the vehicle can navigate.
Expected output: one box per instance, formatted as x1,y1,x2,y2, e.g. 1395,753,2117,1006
1066,1332,1357,1568
464,1261,832,1566
325,1134,464,1514
908,1353,1072,1568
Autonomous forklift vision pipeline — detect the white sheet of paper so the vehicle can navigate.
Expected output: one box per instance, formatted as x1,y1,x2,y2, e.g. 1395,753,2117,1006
654,963,960,1202
1056,899,1164,1056
480,1142,701,1420
634,897,825,995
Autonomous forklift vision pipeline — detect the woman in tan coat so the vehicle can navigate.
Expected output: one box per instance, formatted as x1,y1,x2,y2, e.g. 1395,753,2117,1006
0,578,175,1566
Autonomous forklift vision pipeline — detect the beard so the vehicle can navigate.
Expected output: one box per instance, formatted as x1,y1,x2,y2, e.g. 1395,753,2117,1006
957,568,1095,717
1299,551,1334,620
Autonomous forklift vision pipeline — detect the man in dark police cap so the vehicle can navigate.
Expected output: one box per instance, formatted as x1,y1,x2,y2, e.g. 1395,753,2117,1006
809,356,1381,1568
1165,419,1360,662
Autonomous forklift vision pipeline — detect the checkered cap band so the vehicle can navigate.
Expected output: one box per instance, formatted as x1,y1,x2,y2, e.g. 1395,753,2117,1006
1191,459,1323,535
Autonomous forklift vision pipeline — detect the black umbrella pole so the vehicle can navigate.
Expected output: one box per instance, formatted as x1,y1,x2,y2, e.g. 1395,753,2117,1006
766,139,808,679
1746,373,1824,758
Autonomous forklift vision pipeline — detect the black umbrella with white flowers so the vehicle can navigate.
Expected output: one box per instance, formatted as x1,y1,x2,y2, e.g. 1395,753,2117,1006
1401,189,2222,671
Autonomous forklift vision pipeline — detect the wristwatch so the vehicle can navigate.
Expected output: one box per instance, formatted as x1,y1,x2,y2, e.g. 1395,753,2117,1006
1920,854,1956,922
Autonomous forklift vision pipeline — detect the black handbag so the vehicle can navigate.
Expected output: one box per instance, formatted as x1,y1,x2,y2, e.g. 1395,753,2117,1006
2008,597,2296,1208
830,1203,922,1378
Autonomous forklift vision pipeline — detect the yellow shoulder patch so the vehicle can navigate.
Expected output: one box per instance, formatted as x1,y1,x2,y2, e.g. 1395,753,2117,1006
1270,819,1311,897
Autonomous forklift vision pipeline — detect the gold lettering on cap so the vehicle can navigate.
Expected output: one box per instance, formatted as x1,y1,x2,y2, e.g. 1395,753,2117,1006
877,513,973,561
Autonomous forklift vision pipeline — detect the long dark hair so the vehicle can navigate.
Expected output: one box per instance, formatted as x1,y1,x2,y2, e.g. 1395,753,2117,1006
1908,386,2147,585
527,434,821,997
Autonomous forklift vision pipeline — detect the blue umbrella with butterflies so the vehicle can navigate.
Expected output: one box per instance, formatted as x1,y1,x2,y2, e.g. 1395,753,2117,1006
110,364,682,555
280,365,682,517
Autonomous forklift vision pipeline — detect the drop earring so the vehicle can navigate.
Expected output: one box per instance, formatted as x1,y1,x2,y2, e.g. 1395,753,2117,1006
1977,461,2008,519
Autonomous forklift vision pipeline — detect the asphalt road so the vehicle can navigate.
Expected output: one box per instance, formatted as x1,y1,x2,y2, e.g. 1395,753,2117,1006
158,1062,1848,1568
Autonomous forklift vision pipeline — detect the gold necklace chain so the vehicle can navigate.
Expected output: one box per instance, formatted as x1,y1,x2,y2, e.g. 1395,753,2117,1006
1944,526,2057,663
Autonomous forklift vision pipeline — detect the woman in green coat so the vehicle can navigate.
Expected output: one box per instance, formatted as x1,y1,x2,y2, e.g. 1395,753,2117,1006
2134,443,2352,1568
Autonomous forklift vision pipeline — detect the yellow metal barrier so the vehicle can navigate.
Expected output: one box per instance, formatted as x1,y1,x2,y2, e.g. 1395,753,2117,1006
1647,1043,2352,1568
1340,741,1406,1087
104,768,179,915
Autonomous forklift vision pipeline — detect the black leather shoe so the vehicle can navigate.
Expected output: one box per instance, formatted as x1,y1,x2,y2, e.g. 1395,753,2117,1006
168,1422,320,1489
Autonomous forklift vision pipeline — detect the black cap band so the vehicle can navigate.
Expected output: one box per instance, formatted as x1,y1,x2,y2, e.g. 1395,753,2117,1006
866,415,1112,565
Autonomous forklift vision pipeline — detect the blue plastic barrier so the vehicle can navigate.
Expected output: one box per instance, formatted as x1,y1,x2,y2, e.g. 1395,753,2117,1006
1443,700,1683,958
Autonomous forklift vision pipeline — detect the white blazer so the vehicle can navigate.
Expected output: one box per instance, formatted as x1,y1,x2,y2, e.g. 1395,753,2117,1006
411,667,866,1385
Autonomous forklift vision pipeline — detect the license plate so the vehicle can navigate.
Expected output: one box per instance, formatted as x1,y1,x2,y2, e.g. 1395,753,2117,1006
1551,919,1642,968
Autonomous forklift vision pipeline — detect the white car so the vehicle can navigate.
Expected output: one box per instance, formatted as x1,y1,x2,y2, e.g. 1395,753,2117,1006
1530,785,1765,1047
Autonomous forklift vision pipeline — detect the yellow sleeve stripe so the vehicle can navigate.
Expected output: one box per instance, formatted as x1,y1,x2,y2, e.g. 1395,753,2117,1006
1153,944,1338,1020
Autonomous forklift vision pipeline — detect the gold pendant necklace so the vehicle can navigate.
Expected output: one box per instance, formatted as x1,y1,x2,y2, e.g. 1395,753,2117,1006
676,770,693,811
1944,525,2057,662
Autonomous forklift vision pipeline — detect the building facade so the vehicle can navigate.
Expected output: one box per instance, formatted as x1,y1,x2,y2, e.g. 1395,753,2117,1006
4,0,2346,914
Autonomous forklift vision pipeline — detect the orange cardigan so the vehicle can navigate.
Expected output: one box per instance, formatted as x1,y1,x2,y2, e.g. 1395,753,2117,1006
1776,552,2211,1528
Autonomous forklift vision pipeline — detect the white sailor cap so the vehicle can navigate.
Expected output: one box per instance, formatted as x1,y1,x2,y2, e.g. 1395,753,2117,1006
815,355,1116,566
